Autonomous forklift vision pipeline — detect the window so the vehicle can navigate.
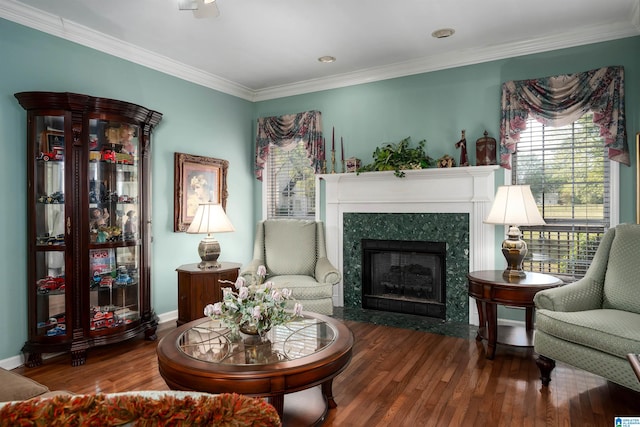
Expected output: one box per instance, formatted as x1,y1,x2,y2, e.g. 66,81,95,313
512,112,610,281
264,140,316,219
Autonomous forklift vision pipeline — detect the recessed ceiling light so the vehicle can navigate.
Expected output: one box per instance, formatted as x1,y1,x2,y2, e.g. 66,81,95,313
431,28,455,39
318,56,336,63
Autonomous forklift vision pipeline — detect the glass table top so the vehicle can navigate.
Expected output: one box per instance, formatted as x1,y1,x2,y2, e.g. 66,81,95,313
177,316,336,366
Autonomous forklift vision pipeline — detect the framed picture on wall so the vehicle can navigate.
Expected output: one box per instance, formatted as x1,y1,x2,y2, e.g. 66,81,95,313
174,152,228,232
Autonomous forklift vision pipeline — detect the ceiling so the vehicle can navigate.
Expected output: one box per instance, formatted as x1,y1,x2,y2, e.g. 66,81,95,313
2,0,639,101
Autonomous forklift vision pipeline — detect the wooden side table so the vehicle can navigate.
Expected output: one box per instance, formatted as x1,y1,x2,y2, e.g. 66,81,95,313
176,262,241,326
467,270,562,359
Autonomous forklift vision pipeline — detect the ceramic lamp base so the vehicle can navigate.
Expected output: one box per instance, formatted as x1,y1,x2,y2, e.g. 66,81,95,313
501,226,527,279
197,235,221,269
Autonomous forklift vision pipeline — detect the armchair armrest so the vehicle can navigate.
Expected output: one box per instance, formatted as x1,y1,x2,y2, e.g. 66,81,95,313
240,259,263,286
315,257,341,285
534,276,603,312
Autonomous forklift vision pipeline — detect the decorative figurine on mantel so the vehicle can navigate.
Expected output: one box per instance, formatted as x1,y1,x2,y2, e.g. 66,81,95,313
455,130,469,166
437,154,456,168
345,157,361,173
475,130,497,166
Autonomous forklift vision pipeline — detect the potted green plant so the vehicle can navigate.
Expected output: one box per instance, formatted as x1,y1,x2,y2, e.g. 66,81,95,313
357,137,434,177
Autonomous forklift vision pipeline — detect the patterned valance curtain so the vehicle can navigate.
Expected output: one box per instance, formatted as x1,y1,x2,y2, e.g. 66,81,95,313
499,66,629,169
255,110,324,181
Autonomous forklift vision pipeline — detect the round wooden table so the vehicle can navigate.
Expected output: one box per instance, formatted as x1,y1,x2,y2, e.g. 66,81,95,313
467,270,562,360
156,313,353,426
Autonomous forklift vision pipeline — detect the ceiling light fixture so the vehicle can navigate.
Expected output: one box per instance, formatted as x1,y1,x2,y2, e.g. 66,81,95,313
318,56,336,63
431,28,455,39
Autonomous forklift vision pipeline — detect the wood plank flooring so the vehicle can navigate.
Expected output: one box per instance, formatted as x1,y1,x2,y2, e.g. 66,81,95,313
11,320,640,426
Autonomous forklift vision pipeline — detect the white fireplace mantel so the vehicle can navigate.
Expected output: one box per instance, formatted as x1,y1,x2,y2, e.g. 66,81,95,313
316,165,500,324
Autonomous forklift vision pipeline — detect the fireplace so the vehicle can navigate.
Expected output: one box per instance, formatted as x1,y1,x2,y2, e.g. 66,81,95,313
362,239,446,319
318,166,500,325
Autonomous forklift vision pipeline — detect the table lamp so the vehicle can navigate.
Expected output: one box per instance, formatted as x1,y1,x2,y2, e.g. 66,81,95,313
484,185,545,278
186,202,235,269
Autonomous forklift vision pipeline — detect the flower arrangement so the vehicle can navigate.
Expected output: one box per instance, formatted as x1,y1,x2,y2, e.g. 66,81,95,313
204,265,303,336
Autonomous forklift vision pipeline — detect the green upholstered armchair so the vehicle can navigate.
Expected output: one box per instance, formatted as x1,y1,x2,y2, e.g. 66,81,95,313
240,219,341,315
533,223,640,392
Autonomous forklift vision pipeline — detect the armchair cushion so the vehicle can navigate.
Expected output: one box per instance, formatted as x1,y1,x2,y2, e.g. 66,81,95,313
264,220,316,276
269,275,333,299
536,309,640,359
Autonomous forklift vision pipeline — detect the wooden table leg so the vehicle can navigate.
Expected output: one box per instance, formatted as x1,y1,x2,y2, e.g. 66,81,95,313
475,299,485,342
525,307,534,331
485,302,497,360
322,378,337,409
268,394,284,419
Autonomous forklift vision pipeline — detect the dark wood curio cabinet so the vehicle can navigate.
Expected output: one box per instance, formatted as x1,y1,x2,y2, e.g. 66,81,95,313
15,92,162,367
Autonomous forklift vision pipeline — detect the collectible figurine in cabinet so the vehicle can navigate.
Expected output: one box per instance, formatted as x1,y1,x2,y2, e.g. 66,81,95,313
89,207,110,231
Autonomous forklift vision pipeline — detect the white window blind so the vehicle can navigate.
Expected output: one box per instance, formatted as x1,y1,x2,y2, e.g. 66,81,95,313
512,112,609,281
265,141,316,219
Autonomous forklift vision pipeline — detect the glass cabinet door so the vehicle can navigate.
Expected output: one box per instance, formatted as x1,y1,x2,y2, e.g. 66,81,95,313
33,115,67,338
87,119,141,333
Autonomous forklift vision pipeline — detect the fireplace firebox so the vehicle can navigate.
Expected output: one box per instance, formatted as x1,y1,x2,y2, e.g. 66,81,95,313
362,239,446,319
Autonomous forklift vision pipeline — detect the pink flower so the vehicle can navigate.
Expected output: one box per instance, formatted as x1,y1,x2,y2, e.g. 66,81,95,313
293,303,303,317
238,286,249,301
271,290,283,302
252,305,262,319
263,281,273,290
281,288,292,299
257,265,267,278
204,302,223,317
234,277,246,290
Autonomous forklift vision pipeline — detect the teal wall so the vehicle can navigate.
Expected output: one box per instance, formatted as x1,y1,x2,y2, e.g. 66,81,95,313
254,36,640,322
1,15,639,362
254,37,640,227
0,19,256,361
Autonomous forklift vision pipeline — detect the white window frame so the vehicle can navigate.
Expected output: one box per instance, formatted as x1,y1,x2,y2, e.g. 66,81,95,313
503,137,620,276
261,141,316,221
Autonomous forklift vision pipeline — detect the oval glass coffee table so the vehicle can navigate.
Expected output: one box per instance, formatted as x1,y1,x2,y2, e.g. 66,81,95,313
157,312,353,426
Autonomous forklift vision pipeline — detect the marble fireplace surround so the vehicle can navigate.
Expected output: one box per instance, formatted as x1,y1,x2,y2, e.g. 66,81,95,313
317,165,500,325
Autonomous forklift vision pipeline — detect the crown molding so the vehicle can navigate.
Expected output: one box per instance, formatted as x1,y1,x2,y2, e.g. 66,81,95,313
2,0,639,103
0,0,255,101
253,21,640,101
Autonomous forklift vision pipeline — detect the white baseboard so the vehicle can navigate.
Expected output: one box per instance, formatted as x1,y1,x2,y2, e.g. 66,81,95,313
0,310,179,370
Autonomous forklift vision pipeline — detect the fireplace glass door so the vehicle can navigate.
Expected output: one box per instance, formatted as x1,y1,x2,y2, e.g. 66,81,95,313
362,239,446,319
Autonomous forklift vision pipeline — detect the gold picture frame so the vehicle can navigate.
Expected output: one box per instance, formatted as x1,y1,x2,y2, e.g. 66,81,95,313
174,152,228,232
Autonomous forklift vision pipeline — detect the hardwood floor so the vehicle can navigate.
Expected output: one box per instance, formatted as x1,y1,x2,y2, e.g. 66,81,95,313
12,320,640,426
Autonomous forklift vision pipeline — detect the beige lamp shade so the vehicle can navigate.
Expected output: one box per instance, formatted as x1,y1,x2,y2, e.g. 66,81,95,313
187,203,234,269
484,185,545,279
484,185,545,226
187,203,235,234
